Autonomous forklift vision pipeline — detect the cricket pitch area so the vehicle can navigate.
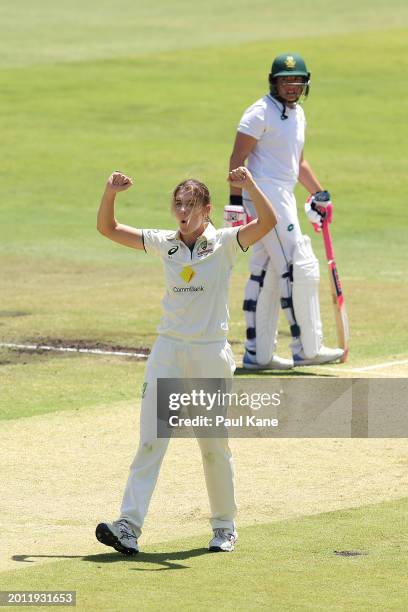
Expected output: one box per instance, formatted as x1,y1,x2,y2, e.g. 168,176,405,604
1,374,408,574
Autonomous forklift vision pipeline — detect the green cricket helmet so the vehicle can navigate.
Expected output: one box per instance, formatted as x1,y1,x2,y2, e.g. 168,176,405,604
268,53,311,102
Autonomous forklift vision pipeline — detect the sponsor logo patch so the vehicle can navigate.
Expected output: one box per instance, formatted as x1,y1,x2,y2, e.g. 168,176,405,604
179,266,195,283
168,246,179,256
173,285,204,293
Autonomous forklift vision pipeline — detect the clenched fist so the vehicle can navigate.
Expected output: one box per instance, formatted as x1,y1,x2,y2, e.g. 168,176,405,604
106,172,133,193
227,166,254,190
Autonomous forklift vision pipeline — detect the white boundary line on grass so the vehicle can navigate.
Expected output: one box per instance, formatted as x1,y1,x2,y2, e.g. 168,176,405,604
0,342,148,359
2,343,408,372
317,359,408,373
350,359,408,372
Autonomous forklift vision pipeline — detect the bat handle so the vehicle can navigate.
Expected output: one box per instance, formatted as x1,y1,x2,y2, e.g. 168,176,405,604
322,220,335,261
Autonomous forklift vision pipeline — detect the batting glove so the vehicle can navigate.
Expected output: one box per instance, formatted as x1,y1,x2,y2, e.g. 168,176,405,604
224,194,248,227
305,191,333,233
224,204,248,227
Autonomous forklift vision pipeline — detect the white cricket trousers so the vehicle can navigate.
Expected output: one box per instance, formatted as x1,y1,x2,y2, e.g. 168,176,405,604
120,335,237,538
243,181,316,355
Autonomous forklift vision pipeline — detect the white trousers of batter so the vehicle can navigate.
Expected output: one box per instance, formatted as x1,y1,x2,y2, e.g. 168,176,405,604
120,335,237,538
243,181,321,356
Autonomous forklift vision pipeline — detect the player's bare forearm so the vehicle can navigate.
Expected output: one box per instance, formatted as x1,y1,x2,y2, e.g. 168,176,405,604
298,158,323,194
229,132,258,196
229,157,245,197
228,167,277,248
229,152,247,197
97,186,117,234
97,172,144,250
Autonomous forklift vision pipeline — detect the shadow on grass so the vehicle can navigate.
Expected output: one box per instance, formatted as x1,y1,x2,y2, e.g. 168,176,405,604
12,548,209,571
84,547,209,571
234,367,335,377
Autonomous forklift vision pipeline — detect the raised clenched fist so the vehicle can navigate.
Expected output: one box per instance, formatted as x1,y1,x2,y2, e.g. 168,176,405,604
227,166,254,189
107,171,133,193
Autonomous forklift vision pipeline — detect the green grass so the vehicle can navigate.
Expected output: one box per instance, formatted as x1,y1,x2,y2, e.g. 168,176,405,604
1,27,407,251
0,352,146,421
1,0,407,68
1,497,407,610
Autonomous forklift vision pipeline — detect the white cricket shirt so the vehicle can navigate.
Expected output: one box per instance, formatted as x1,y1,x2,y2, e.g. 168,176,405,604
142,224,246,342
238,94,306,191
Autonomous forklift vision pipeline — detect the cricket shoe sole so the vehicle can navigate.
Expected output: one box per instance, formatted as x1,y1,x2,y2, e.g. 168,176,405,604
95,522,139,556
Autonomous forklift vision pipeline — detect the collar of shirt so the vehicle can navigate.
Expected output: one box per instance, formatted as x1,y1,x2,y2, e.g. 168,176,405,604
167,222,216,244
165,223,217,261
266,94,298,114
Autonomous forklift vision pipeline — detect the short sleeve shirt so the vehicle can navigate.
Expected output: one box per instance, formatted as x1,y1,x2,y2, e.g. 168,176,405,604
142,224,246,342
238,95,306,190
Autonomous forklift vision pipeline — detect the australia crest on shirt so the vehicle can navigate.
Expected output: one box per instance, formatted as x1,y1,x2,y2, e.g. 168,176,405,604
196,238,214,258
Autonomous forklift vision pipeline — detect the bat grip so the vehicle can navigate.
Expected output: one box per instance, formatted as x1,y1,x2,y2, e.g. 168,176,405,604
322,220,335,261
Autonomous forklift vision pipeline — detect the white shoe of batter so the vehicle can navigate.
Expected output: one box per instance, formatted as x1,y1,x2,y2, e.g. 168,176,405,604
243,350,294,370
293,345,344,366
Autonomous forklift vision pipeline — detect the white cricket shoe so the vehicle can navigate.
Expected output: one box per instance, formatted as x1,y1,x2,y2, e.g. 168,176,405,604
243,350,293,371
209,528,238,552
95,519,139,555
293,345,344,366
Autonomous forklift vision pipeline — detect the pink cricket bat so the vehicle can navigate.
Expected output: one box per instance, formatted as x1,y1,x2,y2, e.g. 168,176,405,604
321,205,349,362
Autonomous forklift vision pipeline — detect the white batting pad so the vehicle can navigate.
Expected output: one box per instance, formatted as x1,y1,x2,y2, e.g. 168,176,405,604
256,261,280,365
292,236,323,358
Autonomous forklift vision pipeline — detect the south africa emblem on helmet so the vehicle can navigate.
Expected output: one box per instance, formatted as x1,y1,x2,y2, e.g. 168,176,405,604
285,56,296,69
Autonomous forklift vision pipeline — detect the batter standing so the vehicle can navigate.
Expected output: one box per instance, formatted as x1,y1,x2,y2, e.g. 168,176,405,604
95,167,277,554
229,53,344,369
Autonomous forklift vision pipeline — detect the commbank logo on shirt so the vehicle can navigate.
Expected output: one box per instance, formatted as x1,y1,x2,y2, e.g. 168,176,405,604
179,266,195,283
173,286,204,293
174,265,204,293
